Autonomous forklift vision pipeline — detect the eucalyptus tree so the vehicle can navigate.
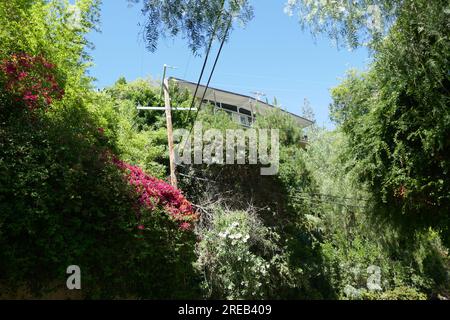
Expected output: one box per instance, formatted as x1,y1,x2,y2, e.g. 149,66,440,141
284,0,400,49
129,0,253,54
329,0,450,242
132,1,439,53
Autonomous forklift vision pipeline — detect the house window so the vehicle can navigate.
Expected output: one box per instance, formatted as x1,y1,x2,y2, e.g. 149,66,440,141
240,115,254,127
221,103,238,113
239,108,252,116
213,103,256,127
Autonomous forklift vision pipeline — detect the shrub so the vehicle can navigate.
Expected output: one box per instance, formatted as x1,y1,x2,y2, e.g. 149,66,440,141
0,53,64,111
361,286,427,300
113,157,198,230
195,207,302,299
0,1,201,299
0,106,201,298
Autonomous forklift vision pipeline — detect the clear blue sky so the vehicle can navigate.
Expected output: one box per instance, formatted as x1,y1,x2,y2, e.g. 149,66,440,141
87,0,371,128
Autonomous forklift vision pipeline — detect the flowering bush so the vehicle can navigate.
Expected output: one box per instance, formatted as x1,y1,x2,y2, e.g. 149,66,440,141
0,53,64,110
113,157,198,230
195,208,298,299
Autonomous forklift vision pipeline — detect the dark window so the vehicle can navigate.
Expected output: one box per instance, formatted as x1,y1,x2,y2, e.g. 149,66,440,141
203,99,217,107
221,103,238,113
239,108,252,116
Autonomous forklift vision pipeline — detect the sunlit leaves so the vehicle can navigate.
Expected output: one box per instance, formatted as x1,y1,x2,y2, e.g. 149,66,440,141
284,0,399,49
129,0,253,54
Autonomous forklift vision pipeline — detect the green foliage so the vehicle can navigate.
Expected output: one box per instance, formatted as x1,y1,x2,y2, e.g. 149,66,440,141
361,286,427,300
0,0,100,100
255,107,305,147
2,0,449,301
99,78,169,178
330,0,450,240
129,0,254,53
3,104,202,300
286,93,449,300
0,79,200,300
284,0,398,49
195,207,302,299
0,1,201,299
303,127,449,300
185,105,337,299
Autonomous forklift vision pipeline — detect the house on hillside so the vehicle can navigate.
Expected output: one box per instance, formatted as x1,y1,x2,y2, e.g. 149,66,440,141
170,78,314,143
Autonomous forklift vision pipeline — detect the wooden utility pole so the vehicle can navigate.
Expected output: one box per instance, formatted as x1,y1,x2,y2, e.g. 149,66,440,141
163,78,177,188
136,65,196,188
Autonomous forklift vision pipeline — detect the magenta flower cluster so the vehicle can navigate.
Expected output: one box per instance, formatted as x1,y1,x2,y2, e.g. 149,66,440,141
113,157,198,231
0,53,64,110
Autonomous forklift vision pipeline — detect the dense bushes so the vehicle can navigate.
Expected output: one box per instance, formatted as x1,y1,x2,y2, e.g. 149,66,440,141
100,78,172,178
0,107,125,296
303,128,450,299
113,157,198,230
0,53,65,111
195,207,306,299
330,0,450,240
0,79,200,299
1,0,449,300
0,0,200,299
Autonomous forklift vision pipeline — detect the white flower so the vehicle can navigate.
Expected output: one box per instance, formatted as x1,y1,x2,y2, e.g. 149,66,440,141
344,285,363,299
367,265,382,291
218,232,227,238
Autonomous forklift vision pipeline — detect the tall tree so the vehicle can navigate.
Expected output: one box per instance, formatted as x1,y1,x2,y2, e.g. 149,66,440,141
330,0,450,240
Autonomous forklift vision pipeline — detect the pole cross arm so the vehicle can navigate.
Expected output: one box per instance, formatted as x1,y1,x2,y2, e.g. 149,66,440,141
137,106,197,111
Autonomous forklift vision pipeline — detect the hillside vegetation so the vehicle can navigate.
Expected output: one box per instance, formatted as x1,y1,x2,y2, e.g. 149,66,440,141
0,0,448,299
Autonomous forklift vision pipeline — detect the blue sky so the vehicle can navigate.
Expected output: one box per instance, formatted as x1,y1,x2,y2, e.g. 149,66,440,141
87,0,371,128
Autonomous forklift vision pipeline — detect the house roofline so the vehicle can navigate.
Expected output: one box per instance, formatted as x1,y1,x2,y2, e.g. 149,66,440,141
169,77,314,126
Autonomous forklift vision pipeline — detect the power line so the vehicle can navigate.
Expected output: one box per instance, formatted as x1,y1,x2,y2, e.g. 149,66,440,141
190,15,233,127
185,0,226,121
180,13,233,155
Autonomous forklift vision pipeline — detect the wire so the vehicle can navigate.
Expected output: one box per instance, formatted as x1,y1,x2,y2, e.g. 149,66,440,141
190,15,233,127
185,0,226,121
180,13,233,155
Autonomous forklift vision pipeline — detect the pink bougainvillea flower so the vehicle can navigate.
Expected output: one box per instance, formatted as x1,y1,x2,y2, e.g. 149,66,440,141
23,93,38,102
0,53,64,111
179,222,191,231
18,71,28,80
5,63,16,75
112,157,198,231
